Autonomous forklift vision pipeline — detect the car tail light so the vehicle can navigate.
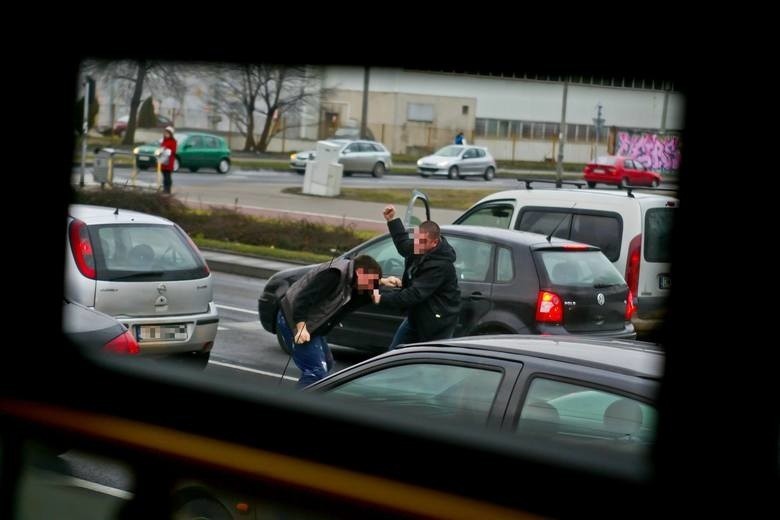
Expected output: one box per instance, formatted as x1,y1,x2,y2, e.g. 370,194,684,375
563,244,589,250
69,219,96,279
625,233,641,296
104,329,140,355
536,290,563,324
625,289,636,320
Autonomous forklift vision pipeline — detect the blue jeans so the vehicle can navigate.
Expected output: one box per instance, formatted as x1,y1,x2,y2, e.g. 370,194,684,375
277,311,334,388
388,317,413,350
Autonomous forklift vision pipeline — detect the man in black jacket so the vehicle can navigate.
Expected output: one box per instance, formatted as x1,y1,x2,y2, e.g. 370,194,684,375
278,255,383,387
377,205,460,349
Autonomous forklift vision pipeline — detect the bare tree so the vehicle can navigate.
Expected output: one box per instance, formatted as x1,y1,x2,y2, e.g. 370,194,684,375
211,64,325,152
83,60,186,145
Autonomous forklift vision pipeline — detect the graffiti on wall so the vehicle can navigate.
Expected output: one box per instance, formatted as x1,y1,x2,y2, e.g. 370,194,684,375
616,131,681,173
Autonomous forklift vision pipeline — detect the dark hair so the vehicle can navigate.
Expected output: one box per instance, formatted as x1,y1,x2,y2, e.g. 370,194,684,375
353,254,382,279
419,221,441,240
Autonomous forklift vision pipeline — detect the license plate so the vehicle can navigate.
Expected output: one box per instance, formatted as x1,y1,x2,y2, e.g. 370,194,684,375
138,156,151,162
659,274,672,289
593,168,605,174
137,324,188,341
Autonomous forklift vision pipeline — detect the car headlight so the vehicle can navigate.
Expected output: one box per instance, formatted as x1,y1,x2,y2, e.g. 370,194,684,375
417,159,423,166
133,147,140,154
290,153,297,160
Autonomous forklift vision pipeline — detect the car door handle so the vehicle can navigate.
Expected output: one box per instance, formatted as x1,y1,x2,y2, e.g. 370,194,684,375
469,292,487,301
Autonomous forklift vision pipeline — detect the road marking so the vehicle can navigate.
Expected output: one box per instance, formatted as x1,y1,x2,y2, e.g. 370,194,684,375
209,360,297,381
63,476,134,500
216,304,258,316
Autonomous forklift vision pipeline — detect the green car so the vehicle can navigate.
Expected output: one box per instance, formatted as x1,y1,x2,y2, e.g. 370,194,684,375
134,132,231,174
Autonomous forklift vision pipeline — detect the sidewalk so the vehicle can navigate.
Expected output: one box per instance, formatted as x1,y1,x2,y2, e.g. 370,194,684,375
202,249,302,279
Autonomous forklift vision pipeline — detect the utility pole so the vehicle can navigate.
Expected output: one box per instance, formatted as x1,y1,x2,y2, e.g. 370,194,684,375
660,82,670,134
556,77,569,187
360,66,370,139
80,78,90,188
593,102,604,159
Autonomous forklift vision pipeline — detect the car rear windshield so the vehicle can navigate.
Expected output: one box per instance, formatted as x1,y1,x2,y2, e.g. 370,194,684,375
89,224,208,282
538,250,625,287
644,207,674,262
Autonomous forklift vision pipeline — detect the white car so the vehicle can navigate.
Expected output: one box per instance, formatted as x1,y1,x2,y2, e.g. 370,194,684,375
453,185,678,338
64,204,219,368
417,145,497,180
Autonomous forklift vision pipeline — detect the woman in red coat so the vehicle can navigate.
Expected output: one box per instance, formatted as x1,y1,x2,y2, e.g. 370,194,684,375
160,126,177,194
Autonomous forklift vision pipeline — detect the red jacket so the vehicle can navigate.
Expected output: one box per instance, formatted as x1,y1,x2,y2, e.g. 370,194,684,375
161,136,177,171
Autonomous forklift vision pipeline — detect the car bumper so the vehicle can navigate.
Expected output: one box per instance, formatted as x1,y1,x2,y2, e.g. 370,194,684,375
418,167,448,176
537,322,637,340
117,301,219,355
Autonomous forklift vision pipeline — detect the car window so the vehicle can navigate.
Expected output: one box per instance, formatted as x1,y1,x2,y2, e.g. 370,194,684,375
457,203,514,228
344,143,359,153
326,362,503,427
203,136,218,148
463,149,477,159
496,247,514,282
538,250,625,286
516,377,657,453
644,208,674,262
570,214,621,261
188,135,204,148
357,236,404,277
516,210,571,239
446,236,493,282
92,224,206,280
435,145,463,157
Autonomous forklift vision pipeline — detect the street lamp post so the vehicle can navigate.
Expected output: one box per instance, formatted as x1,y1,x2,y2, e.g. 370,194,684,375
593,102,604,159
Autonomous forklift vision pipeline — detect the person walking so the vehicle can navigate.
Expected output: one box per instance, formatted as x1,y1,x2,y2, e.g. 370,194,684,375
277,255,385,387
377,205,460,349
159,126,177,194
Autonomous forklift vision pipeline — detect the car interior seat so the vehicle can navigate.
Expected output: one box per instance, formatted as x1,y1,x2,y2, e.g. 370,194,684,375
128,244,155,267
517,400,560,436
602,398,644,439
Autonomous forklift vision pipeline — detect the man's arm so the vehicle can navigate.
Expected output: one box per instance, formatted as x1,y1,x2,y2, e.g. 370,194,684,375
383,205,414,258
377,263,452,307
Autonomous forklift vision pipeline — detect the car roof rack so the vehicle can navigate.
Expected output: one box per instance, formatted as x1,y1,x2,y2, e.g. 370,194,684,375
624,185,678,198
517,178,587,190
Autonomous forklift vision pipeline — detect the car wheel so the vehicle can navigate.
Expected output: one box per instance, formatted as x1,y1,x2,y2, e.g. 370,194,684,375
217,158,230,174
483,166,495,181
620,177,630,188
587,181,596,188
372,162,386,178
173,157,180,172
277,328,292,356
448,166,459,179
420,172,430,178
138,164,150,171
651,178,660,187
344,171,353,177
189,167,199,173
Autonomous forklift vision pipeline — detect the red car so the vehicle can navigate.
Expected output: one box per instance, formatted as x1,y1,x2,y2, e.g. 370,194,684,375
583,156,662,188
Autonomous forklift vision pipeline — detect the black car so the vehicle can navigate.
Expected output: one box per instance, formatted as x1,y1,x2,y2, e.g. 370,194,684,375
307,334,662,465
258,225,636,354
62,299,139,354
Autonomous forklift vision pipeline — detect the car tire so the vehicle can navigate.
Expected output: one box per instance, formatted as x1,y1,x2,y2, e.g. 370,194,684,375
217,158,230,174
420,172,430,178
173,157,180,172
344,171,353,177
651,178,660,187
277,328,292,356
587,181,596,188
483,166,495,181
138,164,150,171
189,167,199,173
372,162,386,178
448,166,459,180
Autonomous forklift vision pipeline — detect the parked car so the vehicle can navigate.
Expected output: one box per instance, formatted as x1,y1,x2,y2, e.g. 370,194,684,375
113,114,174,136
62,298,139,355
289,150,316,174
453,183,677,338
65,204,219,368
417,145,497,180
134,132,231,173
583,156,662,188
324,139,392,177
259,224,635,355
308,334,662,466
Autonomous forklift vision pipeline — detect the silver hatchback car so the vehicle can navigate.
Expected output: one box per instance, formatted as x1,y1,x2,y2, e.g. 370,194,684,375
417,145,497,180
65,205,219,367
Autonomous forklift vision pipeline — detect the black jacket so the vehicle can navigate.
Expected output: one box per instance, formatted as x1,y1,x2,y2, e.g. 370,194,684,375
381,218,460,340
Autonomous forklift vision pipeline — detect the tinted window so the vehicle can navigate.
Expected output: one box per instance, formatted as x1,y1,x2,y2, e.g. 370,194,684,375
538,251,625,286
447,236,493,282
496,247,514,282
516,211,571,239
644,208,674,262
91,224,206,281
203,136,218,148
516,378,657,455
463,149,477,159
188,135,204,147
458,203,514,228
570,214,621,261
327,363,503,427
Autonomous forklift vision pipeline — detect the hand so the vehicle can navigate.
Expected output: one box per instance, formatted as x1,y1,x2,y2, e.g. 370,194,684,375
371,289,381,304
383,205,396,221
294,323,310,344
381,276,402,288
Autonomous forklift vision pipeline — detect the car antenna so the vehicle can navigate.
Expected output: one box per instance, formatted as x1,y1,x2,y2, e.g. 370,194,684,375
546,213,570,243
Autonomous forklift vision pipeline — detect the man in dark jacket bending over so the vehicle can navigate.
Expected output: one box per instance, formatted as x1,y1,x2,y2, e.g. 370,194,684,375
377,205,461,349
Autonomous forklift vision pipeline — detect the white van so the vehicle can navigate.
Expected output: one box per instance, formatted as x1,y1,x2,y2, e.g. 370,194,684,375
453,186,678,338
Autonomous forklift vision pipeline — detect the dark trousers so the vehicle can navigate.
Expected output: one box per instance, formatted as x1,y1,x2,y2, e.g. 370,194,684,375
388,317,457,350
277,310,334,388
162,170,172,193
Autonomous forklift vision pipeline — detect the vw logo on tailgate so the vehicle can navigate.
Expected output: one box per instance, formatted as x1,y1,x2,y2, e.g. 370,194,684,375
596,293,605,306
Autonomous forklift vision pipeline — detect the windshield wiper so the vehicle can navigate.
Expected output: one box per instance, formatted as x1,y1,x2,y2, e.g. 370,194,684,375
594,282,622,289
110,271,165,281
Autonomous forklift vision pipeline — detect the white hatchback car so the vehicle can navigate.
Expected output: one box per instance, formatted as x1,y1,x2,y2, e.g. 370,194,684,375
65,205,219,367
453,184,677,338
